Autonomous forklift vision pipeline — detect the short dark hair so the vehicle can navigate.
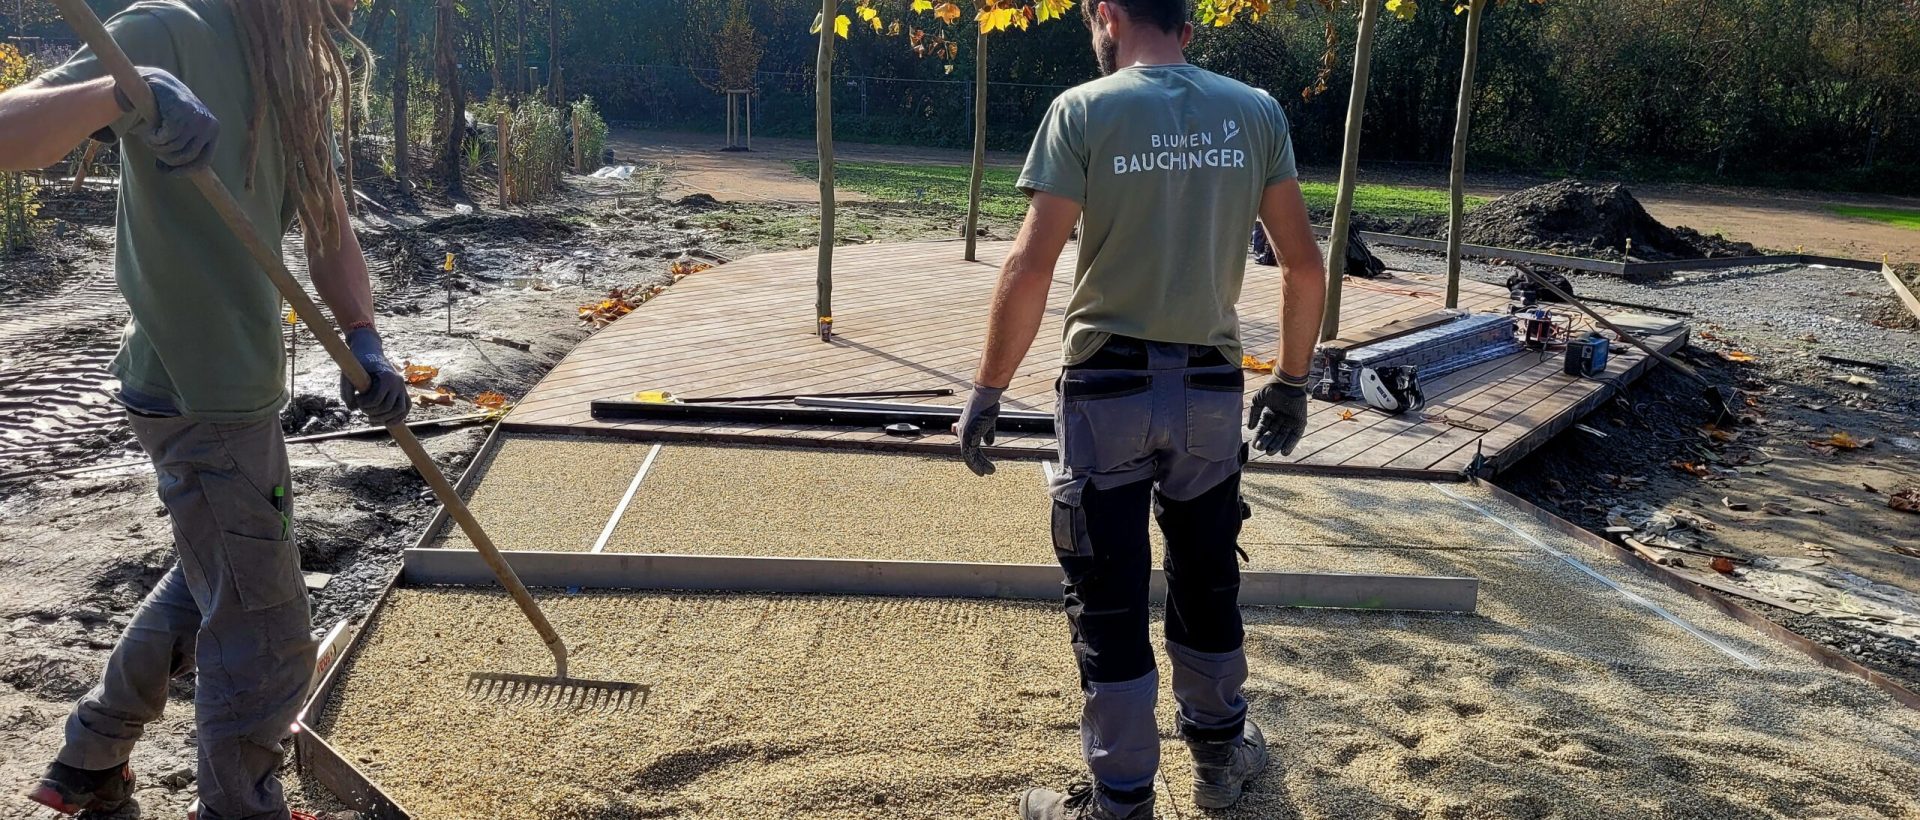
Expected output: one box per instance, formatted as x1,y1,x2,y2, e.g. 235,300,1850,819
1083,0,1189,35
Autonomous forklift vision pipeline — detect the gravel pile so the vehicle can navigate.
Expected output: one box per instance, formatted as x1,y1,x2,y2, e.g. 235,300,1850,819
431,433,658,552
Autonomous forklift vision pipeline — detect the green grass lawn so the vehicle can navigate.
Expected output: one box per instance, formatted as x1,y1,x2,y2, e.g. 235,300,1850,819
792,160,1486,221
1830,204,1920,230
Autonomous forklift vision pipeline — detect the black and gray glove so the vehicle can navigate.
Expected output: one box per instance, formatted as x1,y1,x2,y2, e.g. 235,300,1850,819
1247,370,1310,457
341,327,410,426
952,383,1005,477
116,67,219,173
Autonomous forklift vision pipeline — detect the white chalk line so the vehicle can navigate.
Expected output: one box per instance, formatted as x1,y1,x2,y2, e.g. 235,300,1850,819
1431,483,1760,669
591,444,664,554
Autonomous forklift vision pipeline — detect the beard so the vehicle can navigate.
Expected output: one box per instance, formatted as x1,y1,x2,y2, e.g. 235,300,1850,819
1094,30,1118,75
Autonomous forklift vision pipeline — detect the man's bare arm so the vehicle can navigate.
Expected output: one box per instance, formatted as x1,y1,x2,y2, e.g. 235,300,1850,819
0,78,121,171
1256,178,1327,379
974,190,1082,387
306,185,375,331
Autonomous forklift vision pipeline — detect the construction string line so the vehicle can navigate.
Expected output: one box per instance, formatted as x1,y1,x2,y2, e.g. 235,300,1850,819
1431,483,1760,669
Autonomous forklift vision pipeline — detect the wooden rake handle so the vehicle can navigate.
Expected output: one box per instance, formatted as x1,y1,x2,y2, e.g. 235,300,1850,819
51,0,570,679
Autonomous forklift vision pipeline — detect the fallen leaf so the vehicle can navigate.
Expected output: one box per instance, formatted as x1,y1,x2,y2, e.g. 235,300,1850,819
412,386,456,407
1702,424,1735,442
1338,409,1357,421
1672,461,1712,478
1240,355,1275,374
1722,350,1756,363
1808,431,1873,453
1711,556,1736,574
1892,487,1920,514
473,391,510,410
401,362,440,385
669,259,713,279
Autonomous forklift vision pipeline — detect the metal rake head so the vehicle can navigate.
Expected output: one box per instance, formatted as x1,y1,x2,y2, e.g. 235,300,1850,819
465,671,648,712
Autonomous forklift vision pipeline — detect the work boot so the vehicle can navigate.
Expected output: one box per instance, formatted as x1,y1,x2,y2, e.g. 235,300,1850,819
1186,719,1269,809
23,760,135,816
1018,781,1155,819
187,799,320,820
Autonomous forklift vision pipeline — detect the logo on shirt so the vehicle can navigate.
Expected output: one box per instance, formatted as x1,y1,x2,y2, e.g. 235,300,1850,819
1112,120,1248,176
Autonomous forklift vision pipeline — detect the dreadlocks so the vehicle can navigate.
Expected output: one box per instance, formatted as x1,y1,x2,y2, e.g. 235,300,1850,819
229,0,368,249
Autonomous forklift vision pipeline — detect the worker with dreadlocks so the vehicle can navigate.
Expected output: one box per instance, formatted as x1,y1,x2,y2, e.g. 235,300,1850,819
952,0,1326,818
0,0,404,817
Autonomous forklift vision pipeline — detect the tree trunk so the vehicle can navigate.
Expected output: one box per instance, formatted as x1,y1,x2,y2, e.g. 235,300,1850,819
393,1,411,190
1319,0,1382,341
435,0,466,197
964,28,987,263
1444,0,1486,309
546,0,559,104
488,0,504,98
814,0,835,341
361,0,395,50
515,0,527,98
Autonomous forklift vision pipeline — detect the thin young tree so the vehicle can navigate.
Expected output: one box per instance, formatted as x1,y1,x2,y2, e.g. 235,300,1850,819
814,0,835,341
1318,0,1382,339
393,0,411,190
1444,0,1489,308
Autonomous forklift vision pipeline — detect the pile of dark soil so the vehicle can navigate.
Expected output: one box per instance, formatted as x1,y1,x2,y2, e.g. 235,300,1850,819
1460,180,1755,261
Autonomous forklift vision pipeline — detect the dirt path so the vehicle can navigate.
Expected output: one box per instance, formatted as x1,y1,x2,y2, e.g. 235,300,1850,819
614,127,1920,261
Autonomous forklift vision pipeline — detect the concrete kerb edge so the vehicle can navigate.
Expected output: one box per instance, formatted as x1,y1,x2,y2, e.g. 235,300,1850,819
1471,478,1920,710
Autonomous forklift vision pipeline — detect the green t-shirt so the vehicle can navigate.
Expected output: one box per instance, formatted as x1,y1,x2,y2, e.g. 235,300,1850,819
43,0,292,421
1018,64,1296,364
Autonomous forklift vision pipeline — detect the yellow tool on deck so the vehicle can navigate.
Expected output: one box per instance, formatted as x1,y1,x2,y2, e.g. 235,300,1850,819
51,0,643,711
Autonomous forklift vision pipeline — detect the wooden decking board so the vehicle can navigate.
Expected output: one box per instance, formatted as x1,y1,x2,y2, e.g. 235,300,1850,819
505,241,1679,476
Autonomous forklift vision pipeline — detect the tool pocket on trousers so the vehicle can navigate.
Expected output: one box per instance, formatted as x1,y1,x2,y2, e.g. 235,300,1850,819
218,531,305,613
1052,499,1095,560
1058,371,1152,473
1184,369,1245,463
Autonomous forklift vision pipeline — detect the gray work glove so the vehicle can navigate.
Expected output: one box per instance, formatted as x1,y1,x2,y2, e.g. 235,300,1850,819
1247,371,1310,457
115,68,219,173
951,383,1005,477
341,327,410,426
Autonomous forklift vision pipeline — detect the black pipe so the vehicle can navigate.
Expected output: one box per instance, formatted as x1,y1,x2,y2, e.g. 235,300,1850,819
590,400,1055,433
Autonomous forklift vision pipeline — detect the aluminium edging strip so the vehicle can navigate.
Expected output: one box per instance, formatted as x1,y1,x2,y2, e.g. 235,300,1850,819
399,548,1480,613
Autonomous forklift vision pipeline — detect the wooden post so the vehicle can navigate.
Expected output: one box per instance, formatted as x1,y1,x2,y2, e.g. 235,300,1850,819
571,105,583,172
964,28,987,263
814,0,835,341
497,110,510,206
1320,0,1382,341
1444,0,1487,310
71,140,100,191
745,91,752,150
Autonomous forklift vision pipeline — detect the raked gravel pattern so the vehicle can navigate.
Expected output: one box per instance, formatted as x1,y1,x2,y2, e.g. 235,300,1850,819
431,433,658,552
323,450,1920,818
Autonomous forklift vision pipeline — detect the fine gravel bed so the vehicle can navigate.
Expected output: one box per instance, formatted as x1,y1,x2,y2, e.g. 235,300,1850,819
317,592,1086,820
602,443,1057,562
318,482,1920,819
430,433,658,552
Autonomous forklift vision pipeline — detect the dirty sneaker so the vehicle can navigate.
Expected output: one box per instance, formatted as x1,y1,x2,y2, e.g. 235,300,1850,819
1187,719,1269,809
1018,781,1155,819
24,761,135,816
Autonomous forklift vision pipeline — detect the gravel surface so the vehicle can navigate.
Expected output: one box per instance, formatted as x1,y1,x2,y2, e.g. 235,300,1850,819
317,470,1920,819
603,443,1056,562
431,433,657,552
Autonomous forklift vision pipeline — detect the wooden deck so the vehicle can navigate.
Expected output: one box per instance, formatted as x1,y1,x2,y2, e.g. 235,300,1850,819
504,240,1685,478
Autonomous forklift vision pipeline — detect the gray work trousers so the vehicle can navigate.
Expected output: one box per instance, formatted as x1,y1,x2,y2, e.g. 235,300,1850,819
60,412,315,820
1048,337,1252,813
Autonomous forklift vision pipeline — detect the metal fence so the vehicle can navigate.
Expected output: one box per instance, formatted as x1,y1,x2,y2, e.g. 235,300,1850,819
565,63,1071,152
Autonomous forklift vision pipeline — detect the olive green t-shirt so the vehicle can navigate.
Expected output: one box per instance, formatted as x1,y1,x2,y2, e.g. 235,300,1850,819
1017,64,1296,364
42,0,292,421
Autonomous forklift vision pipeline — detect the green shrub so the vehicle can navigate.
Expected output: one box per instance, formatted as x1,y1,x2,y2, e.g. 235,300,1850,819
503,98,566,204
571,96,608,172
1,44,38,252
